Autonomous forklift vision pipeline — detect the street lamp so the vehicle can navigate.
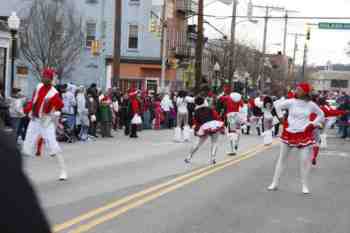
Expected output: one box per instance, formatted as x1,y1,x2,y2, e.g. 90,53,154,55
213,62,220,94
8,12,20,92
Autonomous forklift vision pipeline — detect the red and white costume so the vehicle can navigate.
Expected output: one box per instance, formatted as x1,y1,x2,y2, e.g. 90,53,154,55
278,99,324,147
185,101,224,165
268,83,325,194
22,68,68,181
23,83,63,156
219,92,244,155
310,104,346,165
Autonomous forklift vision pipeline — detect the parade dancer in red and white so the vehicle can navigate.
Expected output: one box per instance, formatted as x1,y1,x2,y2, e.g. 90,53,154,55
268,83,324,194
22,68,68,181
219,91,244,155
185,97,225,165
174,90,194,142
310,97,346,165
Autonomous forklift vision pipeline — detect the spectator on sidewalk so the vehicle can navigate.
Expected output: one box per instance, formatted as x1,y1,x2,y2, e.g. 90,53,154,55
161,93,174,129
8,88,25,140
337,92,350,139
87,92,99,138
99,95,113,138
142,90,152,129
0,85,10,129
61,84,77,131
127,88,141,138
153,95,162,130
76,86,90,141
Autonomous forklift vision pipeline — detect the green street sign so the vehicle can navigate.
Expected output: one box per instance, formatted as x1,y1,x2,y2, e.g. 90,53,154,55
318,22,350,30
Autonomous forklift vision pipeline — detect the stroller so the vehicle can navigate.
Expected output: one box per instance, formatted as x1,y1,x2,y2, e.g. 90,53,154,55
56,115,76,143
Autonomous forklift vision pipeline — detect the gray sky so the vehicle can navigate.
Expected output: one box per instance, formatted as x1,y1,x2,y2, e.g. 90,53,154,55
202,0,350,66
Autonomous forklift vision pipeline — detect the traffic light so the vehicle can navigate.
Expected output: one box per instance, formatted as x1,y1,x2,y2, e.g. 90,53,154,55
149,17,157,33
91,40,101,57
306,27,311,40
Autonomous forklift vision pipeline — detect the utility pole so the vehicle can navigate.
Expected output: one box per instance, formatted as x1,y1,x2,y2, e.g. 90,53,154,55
250,3,284,92
282,9,299,55
301,42,308,81
195,0,204,93
283,12,288,55
287,33,305,86
160,0,167,93
112,0,122,88
228,0,238,90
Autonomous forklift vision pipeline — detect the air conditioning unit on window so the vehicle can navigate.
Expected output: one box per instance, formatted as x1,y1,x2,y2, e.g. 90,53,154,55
86,0,98,4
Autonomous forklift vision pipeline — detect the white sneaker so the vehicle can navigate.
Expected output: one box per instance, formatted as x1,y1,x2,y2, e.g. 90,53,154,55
302,185,310,194
267,183,278,191
59,171,68,181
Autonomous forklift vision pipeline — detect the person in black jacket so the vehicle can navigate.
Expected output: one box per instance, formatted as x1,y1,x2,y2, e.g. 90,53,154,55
0,129,51,233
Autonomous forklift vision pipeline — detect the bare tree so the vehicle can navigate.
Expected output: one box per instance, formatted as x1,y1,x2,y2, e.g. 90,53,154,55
207,39,263,87
19,0,84,81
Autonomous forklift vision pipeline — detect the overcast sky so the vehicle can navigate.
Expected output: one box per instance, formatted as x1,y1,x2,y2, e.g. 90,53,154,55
201,0,350,66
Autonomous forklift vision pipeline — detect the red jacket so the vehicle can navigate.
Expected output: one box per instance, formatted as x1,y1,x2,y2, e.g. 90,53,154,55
219,96,243,114
24,83,63,118
309,105,346,121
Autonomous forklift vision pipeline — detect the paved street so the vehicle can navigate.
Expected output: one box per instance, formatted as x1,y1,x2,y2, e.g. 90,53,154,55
23,130,350,233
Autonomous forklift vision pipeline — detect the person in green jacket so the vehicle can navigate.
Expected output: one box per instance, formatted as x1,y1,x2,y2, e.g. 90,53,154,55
99,96,113,137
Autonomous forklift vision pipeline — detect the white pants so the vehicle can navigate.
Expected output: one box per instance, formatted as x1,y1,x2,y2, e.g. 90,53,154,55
23,119,67,178
227,112,241,153
228,131,240,153
23,119,61,156
188,133,220,161
270,143,312,189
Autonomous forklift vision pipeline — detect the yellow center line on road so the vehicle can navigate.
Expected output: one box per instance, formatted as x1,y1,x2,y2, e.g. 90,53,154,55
53,143,270,232
60,142,278,233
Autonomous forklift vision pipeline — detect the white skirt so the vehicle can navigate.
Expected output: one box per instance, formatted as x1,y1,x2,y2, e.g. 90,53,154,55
196,120,225,137
22,119,61,156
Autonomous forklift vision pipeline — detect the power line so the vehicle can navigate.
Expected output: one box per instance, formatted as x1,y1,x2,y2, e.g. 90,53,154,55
199,14,350,20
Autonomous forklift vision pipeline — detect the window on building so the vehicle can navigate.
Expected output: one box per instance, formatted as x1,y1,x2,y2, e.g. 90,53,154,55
128,25,139,49
17,66,29,76
129,0,140,4
331,80,349,88
55,21,64,40
86,21,97,48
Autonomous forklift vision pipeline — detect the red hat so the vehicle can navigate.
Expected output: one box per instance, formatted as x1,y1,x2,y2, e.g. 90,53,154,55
297,82,312,94
207,91,214,97
102,96,109,102
128,88,138,97
287,91,295,99
223,85,231,95
42,68,56,80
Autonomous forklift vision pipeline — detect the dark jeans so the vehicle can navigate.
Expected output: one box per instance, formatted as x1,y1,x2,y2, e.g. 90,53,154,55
163,111,171,129
143,110,151,129
10,117,21,139
124,120,130,135
341,125,349,138
101,122,112,137
130,124,138,138
274,124,280,137
89,120,98,137
18,117,29,140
